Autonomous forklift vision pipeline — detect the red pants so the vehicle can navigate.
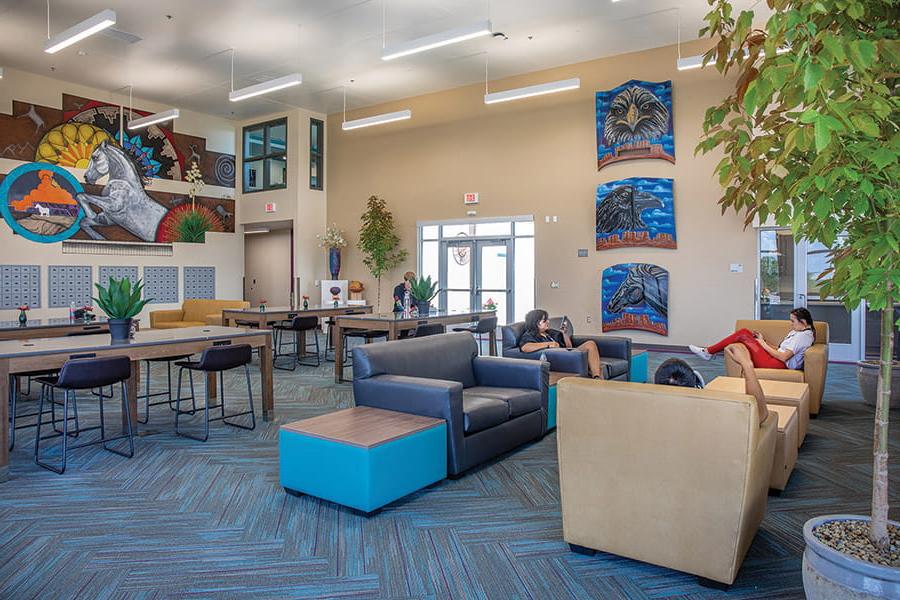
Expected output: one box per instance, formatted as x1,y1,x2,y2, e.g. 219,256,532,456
707,329,786,369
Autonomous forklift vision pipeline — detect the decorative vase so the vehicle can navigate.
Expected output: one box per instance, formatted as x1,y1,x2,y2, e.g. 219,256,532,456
18,310,27,325
328,247,341,280
303,299,309,310
857,361,900,409
108,318,132,343
803,515,900,599
259,304,266,312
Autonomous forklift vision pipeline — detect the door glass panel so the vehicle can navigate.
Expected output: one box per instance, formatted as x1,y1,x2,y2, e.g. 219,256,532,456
421,225,439,240
479,243,507,290
446,291,471,313
807,238,851,344
514,237,535,322
475,222,511,236
421,241,439,282
446,244,471,289
515,220,534,236
443,224,474,237
759,230,795,321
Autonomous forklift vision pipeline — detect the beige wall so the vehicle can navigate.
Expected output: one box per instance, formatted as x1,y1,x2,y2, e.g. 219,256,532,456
244,228,292,306
327,41,757,346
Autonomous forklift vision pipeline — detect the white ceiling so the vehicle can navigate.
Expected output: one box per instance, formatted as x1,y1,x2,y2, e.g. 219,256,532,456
0,0,764,121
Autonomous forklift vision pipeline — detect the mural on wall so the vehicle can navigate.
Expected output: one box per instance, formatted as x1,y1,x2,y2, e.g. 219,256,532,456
596,80,674,170
596,177,676,250
0,93,235,244
602,263,669,336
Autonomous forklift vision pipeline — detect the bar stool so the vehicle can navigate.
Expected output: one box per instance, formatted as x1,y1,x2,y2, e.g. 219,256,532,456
325,311,383,362
138,355,195,424
272,316,320,370
452,316,498,355
174,344,255,442
33,355,134,474
8,370,77,451
412,323,446,337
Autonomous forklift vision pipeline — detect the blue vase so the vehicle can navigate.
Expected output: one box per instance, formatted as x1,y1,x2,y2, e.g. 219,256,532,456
328,247,341,280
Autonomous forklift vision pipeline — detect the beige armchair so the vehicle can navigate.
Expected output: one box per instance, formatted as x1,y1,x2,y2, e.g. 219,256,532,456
149,299,250,329
724,319,829,414
557,378,777,585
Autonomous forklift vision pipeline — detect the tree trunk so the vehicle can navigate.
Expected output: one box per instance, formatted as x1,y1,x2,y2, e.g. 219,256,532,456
376,277,382,312
870,285,894,552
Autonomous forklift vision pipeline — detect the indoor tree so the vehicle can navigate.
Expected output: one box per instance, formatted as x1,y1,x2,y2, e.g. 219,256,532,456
357,195,408,310
696,0,899,552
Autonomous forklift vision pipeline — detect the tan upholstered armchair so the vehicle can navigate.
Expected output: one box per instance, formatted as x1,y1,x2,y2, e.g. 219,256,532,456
724,319,829,415
557,378,777,585
149,299,250,329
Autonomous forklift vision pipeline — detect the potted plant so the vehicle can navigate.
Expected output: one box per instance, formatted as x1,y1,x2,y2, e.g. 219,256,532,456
93,276,152,343
357,195,408,310
409,275,439,315
857,360,900,409
697,1,899,595
483,298,498,312
318,224,348,280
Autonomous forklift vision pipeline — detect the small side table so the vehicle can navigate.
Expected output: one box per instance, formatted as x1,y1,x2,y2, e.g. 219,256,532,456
629,349,649,383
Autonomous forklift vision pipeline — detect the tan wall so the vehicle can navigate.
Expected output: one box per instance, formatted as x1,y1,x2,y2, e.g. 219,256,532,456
244,229,292,306
327,41,757,345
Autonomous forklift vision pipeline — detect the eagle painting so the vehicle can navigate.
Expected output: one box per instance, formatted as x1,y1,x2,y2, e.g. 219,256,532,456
595,177,676,250
596,79,675,170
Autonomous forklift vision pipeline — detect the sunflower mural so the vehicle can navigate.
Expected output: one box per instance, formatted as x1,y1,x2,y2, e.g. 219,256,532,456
35,123,111,169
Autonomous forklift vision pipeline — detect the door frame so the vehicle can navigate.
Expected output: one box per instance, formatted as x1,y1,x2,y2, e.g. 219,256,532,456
438,237,514,323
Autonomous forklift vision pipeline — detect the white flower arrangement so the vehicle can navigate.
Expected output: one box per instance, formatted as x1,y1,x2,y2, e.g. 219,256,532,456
185,162,204,209
318,224,347,249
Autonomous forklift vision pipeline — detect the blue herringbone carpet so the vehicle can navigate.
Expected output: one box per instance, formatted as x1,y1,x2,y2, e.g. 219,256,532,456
0,342,896,599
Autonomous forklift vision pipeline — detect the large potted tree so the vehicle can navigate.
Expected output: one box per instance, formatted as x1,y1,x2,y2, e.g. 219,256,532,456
696,0,899,596
357,195,408,311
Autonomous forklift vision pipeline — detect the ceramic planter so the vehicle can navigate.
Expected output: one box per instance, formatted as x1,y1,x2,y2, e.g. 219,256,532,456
108,318,132,343
803,515,900,599
415,300,431,315
857,361,900,409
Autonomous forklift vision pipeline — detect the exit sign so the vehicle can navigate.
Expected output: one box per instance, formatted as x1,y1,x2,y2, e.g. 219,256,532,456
265,202,277,213
463,192,479,205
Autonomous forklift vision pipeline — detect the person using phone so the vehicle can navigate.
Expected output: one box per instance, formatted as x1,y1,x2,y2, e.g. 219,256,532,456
518,309,605,378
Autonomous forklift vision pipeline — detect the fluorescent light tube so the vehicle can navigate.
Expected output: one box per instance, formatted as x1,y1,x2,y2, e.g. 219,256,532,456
229,73,302,102
382,20,492,61
342,109,412,131
677,55,704,71
244,228,270,235
44,9,116,54
484,78,581,104
127,108,180,130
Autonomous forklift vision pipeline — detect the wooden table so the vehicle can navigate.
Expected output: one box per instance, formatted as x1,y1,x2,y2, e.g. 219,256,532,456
221,304,373,329
0,318,123,341
706,376,810,446
332,310,497,382
0,325,273,483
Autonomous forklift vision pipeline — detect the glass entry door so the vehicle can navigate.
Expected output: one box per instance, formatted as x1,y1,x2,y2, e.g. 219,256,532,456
440,238,512,324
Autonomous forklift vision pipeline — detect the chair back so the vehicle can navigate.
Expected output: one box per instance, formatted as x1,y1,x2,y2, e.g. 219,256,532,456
413,323,446,337
57,355,131,390
735,319,829,346
290,315,319,331
352,331,478,387
197,344,253,372
474,315,498,334
501,321,526,353
548,316,575,337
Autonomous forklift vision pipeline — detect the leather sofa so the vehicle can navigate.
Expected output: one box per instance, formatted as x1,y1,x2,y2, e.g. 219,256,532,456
501,317,631,380
149,299,250,329
352,332,549,477
724,319,829,414
557,378,777,585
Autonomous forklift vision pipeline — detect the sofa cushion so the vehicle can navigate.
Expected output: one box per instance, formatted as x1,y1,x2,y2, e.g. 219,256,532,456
601,358,629,379
461,394,510,434
465,386,542,418
153,321,207,329
352,332,478,388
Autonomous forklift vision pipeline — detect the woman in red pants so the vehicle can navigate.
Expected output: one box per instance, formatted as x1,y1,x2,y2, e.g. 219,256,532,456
689,308,816,370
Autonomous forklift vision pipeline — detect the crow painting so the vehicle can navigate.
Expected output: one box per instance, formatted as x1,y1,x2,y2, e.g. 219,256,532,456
596,79,675,169
595,184,663,234
595,177,677,250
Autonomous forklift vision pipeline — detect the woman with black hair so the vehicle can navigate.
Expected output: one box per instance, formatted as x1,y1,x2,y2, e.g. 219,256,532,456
688,307,816,370
518,309,605,378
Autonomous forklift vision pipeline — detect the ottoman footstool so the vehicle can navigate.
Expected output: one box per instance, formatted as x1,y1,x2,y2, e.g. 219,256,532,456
766,404,799,492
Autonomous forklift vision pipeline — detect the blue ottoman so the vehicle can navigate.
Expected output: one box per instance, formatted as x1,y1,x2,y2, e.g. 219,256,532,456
280,406,446,514
630,349,649,383
547,372,576,430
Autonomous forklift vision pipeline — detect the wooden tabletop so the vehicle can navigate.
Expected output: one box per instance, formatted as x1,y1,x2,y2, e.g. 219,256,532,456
706,376,810,401
223,304,371,314
0,317,109,331
335,309,494,323
281,406,445,449
766,404,798,432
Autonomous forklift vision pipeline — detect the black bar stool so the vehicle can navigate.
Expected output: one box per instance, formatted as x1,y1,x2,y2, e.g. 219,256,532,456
324,311,383,363
452,315,498,355
33,355,134,474
412,323,446,337
138,355,195,424
8,370,78,451
174,344,255,442
272,316,320,370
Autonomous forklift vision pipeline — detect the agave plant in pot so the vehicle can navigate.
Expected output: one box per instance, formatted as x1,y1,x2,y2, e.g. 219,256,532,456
409,275,439,315
93,277,152,343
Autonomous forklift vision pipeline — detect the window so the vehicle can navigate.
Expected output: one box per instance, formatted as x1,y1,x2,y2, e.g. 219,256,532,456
242,118,287,193
310,118,324,191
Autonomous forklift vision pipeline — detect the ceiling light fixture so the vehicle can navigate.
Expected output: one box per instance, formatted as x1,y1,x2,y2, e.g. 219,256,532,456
128,108,180,130
341,86,411,130
44,7,116,54
382,19,492,60
0,67,4,79
485,78,581,104
678,46,790,71
244,228,271,235
228,49,302,102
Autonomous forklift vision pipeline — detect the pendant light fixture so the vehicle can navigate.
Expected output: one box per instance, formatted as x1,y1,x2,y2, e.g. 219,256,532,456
380,0,492,61
483,54,580,104
123,86,180,130
341,86,412,131
228,49,302,102
43,2,116,54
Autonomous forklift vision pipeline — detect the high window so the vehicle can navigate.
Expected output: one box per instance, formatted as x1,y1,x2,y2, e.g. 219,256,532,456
242,118,287,193
310,118,324,191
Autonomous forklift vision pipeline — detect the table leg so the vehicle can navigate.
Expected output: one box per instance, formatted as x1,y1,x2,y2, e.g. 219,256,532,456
0,364,9,482
260,335,274,420
223,314,232,327
489,329,498,356
388,325,399,341
207,372,217,400
334,322,344,383
124,360,139,432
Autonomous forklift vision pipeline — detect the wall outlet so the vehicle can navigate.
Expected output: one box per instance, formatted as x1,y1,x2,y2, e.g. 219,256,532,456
550,281,560,289
586,315,592,323
730,263,744,273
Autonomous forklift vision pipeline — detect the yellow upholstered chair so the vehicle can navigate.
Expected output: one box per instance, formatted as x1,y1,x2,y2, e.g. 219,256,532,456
149,299,250,329
557,378,777,585
724,319,829,415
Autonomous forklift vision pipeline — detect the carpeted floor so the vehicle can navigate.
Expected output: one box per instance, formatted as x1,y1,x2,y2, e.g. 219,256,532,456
0,342,896,599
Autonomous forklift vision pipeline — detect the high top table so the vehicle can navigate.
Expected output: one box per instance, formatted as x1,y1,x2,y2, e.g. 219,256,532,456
0,325,273,482
221,304,373,329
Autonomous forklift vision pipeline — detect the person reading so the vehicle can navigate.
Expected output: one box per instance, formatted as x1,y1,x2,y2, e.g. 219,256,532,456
518,309,604,379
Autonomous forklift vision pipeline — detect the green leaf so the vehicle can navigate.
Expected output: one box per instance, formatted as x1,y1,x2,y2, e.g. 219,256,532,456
814,118,831,151
743,80,759,114
803,62,824,92
848,39,876,70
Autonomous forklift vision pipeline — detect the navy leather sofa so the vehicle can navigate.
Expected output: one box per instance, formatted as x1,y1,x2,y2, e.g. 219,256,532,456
501,317,632,380
352,332,549,477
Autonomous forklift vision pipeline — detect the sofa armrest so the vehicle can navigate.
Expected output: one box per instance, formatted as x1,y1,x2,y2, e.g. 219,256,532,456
501,346,533,360
473,356,549,392
150,309,184,328
803,344,828,414
573,334,631,362
544,349,588,375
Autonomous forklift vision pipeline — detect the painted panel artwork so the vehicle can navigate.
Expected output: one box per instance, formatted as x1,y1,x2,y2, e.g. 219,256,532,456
602,263,669,336
596,177,676,250
596,79,674,170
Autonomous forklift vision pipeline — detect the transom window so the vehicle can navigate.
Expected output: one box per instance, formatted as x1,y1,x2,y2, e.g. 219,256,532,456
242,118,287,193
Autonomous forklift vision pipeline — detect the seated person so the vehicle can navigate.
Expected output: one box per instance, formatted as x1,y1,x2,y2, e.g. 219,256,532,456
654,356,768,423
392,271,416,312
688,307,815,370
518,309,604,379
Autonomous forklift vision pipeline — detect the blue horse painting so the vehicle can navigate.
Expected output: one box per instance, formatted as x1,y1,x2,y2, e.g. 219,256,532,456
602,263,669,336
596,79,674,170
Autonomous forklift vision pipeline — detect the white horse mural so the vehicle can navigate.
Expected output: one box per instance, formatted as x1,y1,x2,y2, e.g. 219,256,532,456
76,140,168,241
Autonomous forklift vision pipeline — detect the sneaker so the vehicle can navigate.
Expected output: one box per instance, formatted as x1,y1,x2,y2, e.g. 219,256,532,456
688,345,712,361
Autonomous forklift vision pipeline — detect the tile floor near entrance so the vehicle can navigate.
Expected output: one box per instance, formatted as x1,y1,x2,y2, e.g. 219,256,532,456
0,351,896,599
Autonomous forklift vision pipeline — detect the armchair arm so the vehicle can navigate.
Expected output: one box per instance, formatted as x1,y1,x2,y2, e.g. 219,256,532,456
149,309,184,328
803,344,828,414
473,356,549,392
572,334,631,361
543,348,589,375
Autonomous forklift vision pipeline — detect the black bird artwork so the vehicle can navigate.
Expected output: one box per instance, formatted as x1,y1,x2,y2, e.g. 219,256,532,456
603,86,670,145
596,185,663,234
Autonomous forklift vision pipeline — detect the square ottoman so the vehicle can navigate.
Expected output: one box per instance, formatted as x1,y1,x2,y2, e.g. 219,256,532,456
766,404,799,491
548,372,577,430
629,349,649,383
706,376,809,446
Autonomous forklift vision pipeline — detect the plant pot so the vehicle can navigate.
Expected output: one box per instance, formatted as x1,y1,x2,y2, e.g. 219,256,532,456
415,300,431,315
857,361,900,409
108,318,132,343
803,515,900,599
328,247,342,280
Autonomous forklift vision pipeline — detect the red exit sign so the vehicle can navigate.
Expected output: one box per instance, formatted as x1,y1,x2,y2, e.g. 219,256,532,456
265,202,277,213
463,192,479,205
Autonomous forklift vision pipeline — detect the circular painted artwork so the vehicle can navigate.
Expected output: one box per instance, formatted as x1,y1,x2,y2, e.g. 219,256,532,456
35,123,112,169
0,163,84,243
